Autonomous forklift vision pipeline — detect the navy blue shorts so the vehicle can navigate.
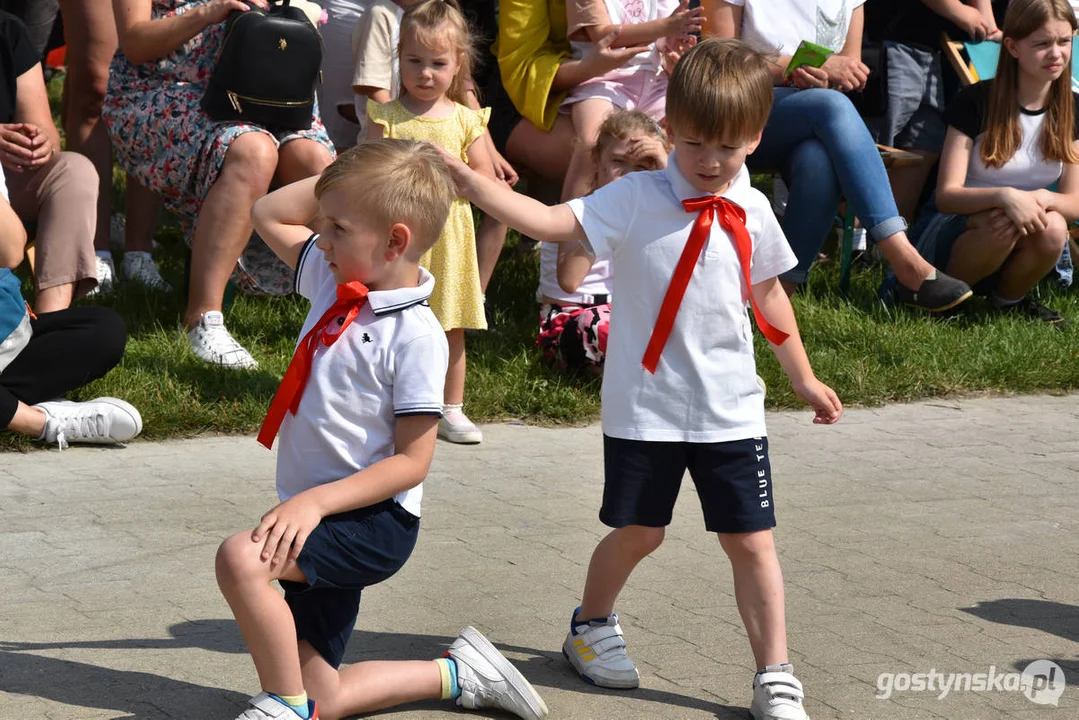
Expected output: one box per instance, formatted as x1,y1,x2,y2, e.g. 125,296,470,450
601,436,776,533
280,500,419,668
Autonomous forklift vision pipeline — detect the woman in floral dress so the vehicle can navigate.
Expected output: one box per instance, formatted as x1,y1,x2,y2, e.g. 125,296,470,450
104,0,335,369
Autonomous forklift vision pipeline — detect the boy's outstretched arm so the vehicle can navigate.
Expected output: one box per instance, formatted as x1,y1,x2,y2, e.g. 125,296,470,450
251,177,322,269
432,143,584,244
751,276,843,424
251,415,438,569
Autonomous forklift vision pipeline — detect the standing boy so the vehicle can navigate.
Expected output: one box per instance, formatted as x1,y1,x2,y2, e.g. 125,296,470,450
217,139,547,720
436,39,843,720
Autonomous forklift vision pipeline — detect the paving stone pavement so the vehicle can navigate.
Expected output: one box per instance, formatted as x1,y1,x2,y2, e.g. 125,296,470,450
1,395,1077,720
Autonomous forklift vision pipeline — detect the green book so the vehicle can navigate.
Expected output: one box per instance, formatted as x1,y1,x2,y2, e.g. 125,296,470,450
784,40,834,78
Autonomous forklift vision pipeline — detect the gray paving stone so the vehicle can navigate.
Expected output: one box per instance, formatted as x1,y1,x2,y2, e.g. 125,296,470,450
0,395,1076,719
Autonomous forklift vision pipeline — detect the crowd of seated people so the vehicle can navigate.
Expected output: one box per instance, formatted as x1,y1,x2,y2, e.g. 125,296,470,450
0,0,1073,447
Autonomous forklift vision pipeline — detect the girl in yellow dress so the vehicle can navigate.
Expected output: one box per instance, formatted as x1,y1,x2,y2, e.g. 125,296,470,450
367,0,499,444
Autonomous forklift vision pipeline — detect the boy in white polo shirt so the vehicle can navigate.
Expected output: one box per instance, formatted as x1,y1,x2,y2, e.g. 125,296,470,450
437,39,843,720
216,140,548,720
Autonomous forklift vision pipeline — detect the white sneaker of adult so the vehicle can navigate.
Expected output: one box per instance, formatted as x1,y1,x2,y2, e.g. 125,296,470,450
187,311,258,369
122,251,172,292
35,398,143,450
87,253,116,296
448,626,548,720
562,607,640,689
750,664,810,720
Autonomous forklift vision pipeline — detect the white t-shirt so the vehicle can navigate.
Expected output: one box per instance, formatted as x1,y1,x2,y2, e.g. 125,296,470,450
536,241,613,305
567,159,798,442
275,235,449,516
726,0,865,56
946,80,1079,191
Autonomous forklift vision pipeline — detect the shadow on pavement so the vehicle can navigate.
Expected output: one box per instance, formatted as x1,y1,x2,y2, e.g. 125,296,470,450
1,621,746,719
960,599,1079,675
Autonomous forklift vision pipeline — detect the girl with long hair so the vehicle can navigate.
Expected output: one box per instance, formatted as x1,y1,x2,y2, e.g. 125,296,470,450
926,0,1078,324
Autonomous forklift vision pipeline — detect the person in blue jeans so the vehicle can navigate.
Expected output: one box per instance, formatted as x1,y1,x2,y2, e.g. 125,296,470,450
709,0,975,312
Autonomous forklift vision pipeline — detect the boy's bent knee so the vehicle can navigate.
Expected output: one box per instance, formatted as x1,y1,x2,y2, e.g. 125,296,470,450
215,532,265,587
615,525,665,554
718,529,776,559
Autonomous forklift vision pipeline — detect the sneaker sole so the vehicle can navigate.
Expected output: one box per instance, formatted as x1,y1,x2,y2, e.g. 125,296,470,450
458,626,548,720
902,288,973,313
561,641,641,689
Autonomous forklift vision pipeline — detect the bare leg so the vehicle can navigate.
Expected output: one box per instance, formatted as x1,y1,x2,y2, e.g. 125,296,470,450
274,138,334,187
718,530,788,670
59,0,118,253
6,402,46,437
123,181,162,253
184,133,278,329
299,643,441,720
945,211,1018,286
578,526,665,619
216,532,309,698
504,115,576,185
561,100,612,202
476,214,506,292
994,212,1069,300
444,328,465,406
876,231,936,290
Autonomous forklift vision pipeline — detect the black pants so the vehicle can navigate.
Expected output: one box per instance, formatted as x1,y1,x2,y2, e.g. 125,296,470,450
0,306,126,428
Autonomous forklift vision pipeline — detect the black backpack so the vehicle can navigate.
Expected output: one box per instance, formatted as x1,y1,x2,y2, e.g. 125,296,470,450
203,0,322,130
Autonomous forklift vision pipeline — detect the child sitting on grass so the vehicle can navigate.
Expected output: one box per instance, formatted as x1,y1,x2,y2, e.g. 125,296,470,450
436,38,842,720
217,139,547,720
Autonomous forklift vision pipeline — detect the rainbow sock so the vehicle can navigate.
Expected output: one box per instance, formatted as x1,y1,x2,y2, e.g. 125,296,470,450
435,656,461,700
270,692,310,719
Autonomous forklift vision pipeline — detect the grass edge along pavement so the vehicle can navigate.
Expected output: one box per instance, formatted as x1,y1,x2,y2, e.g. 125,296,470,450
3,222,1077,452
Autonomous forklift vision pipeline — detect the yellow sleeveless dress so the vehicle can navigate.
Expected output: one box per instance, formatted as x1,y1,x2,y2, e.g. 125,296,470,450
367,100,491,331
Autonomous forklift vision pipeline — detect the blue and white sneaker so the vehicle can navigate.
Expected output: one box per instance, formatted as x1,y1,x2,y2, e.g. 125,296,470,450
235,692,318,719
561,606,639,688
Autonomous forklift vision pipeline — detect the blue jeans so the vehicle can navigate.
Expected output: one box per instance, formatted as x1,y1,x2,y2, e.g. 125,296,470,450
749,88,908,283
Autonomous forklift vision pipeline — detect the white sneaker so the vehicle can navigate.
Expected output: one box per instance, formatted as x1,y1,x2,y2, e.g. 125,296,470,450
35,398,143,450
750,664,809,720
234,693,315,719
187,311,259,369
562,607,639,689
87,253,116,296
448,626,548,720
438,405,482,444
122,251,172,292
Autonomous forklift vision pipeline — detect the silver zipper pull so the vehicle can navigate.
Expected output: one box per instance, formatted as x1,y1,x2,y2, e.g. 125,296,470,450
227,91,243,114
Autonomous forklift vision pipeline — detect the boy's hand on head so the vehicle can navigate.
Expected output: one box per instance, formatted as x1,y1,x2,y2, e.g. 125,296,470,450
251,493,324,569
793,377,843,425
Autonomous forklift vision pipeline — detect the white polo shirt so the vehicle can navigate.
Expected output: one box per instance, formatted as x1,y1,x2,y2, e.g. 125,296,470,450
567,157,797,442
275,235,449,516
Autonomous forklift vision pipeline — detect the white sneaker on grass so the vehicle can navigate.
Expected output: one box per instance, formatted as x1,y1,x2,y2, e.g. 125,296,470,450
122,251,172,292
87,253,116,296
187,311,258,369
750,663,809,720
448,626,548,720
438,405,482,444
35,398,143,450
562,607,640,688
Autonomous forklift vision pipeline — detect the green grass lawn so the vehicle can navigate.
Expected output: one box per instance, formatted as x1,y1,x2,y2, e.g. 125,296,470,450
1,73,1073,450
2,220,1076,453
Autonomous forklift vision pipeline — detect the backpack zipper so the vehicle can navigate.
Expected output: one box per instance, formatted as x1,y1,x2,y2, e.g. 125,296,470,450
227,90,312,114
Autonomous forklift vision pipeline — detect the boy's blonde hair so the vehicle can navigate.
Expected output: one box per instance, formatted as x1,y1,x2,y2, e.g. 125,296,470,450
666,38,773,144
399,0,476,106
315,139,453,256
